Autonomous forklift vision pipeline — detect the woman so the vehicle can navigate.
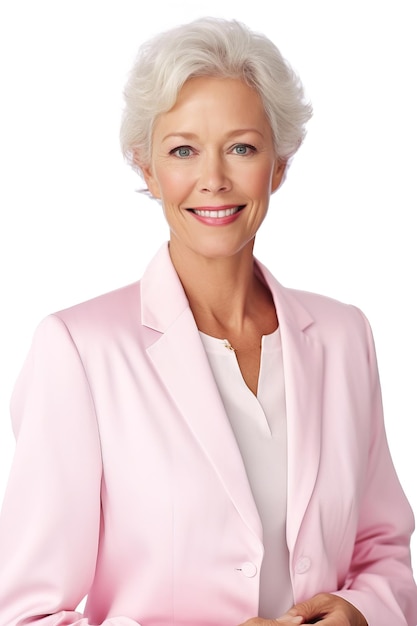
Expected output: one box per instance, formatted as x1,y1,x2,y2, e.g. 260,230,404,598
0,16,416,626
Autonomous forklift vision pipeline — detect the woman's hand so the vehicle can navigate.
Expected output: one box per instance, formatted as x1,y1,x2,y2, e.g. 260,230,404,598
239,592,367,625
284,593,367,625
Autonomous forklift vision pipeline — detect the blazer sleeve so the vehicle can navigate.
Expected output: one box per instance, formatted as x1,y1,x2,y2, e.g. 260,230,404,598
333,308,417,626
0,315,141,626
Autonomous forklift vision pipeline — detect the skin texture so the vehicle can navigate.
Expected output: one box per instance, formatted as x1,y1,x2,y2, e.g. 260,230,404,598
140,76,368,624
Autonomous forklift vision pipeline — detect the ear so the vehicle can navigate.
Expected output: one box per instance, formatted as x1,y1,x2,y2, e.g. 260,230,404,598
141,164,162,199
133,150,162,199
271,160,288,193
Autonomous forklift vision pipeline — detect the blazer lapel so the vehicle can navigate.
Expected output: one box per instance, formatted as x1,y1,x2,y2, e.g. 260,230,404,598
141,244,263,542
258,263,324,553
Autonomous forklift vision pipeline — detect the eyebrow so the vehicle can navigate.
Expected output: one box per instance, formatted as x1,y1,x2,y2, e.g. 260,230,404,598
161,129,265,142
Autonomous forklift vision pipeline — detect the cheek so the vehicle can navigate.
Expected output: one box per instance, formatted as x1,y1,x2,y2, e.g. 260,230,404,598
244,167,274,198
155,167,193,202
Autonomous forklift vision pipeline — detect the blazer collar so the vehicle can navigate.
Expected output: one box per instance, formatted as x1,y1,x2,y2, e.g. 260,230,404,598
141,243,323,552
140,243,190,333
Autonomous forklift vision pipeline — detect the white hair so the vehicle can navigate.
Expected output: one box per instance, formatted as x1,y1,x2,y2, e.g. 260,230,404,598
120,17,312,175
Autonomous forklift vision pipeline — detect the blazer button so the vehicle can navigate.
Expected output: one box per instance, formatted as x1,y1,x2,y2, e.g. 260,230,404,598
294,557,311,574
241,562,258,577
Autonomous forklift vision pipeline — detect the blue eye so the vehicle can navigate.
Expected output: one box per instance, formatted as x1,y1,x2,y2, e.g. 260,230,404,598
171,146,193,158
233,144,256,155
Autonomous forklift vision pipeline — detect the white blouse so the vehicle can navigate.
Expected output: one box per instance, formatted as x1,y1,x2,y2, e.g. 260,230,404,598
198,327,294,618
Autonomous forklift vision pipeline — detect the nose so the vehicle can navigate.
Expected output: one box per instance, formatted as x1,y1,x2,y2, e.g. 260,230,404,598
198,152,231,194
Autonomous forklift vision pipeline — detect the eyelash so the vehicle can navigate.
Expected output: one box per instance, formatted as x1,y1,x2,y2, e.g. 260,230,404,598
169,143,257,158
232,143,257,155
170,146,194,158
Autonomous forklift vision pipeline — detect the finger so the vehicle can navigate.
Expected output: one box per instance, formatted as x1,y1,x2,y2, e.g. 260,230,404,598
275,615,304,624
286,594,331,622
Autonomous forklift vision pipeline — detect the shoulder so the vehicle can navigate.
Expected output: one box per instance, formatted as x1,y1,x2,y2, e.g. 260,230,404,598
288,285,366,323
29,281,144,362
259,258,375,355
282,285,375,359
54,281,142,331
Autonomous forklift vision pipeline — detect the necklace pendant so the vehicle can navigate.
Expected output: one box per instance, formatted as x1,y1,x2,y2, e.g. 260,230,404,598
224,340,235,352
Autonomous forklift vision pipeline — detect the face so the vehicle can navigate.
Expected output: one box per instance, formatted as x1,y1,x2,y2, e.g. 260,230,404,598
141,76,286,263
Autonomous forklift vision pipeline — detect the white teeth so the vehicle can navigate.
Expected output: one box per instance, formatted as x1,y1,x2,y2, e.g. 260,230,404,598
193,207,240,218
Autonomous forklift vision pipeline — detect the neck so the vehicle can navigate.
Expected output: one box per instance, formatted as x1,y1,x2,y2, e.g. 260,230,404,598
168,239,271,334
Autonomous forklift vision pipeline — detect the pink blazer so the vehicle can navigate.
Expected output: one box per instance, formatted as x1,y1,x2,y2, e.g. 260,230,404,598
0,243,416,626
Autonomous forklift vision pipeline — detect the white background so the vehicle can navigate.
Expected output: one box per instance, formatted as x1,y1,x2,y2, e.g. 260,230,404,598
1,0,416,573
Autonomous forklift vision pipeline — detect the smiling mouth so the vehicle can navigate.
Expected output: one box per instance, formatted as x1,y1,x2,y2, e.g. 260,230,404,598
189,206,245,218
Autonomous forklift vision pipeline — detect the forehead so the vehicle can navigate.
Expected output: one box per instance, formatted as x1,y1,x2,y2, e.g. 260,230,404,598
153,76,271,140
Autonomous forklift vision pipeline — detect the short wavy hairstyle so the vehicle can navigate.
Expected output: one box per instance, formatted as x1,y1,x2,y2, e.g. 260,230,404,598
120,17,312,175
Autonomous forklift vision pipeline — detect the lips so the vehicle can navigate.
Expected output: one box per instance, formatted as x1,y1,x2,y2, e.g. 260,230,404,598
189,205,245,219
